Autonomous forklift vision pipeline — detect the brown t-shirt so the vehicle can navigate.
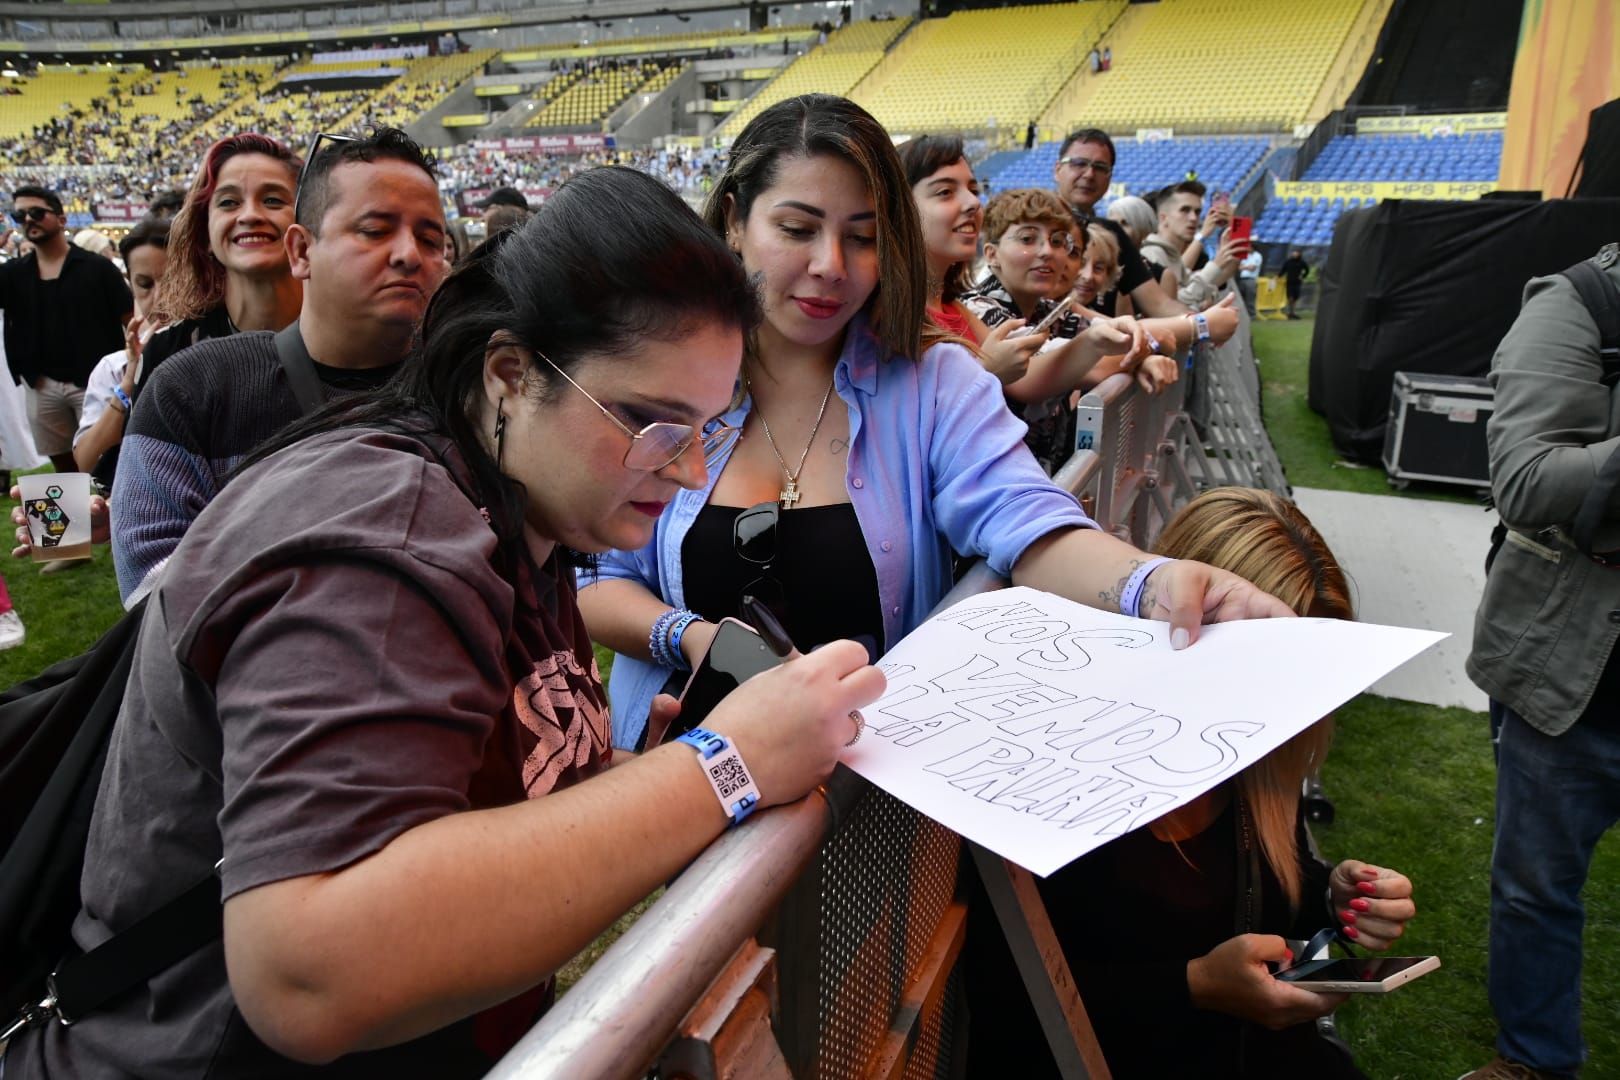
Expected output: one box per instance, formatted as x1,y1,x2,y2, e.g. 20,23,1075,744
10,428,610,1078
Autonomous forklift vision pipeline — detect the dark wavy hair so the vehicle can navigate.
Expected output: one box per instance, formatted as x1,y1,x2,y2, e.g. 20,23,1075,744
242,165,761,570
704,93,927,363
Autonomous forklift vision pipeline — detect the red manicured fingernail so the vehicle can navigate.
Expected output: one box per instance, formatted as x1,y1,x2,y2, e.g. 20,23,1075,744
1342,925,1360,939
1360,867,1380,877
1351,898,1371,912
1357,881,1377,895
1284,948,1293,960
1340,910,1357,924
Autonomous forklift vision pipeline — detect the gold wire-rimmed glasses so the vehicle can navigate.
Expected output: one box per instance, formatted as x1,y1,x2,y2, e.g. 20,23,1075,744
530,348,738,471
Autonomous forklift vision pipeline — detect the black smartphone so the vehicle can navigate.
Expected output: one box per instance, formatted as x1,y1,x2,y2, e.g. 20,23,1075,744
672,617,786,739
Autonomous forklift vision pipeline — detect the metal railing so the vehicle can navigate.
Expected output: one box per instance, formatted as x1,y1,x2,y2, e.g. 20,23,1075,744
490,350,1284,1080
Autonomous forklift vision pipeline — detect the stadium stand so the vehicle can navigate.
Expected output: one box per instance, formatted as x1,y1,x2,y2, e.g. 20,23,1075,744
850,1,1123,134
526,59,682,130
988,136,1270,201
1258,126,1505,245
329,48,497,132
1070,0,1380,132
715,17,913,139
499,25,818,65
1303,131,1503,181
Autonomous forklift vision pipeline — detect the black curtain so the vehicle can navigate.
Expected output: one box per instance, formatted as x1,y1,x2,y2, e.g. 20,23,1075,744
1309,197,1620,462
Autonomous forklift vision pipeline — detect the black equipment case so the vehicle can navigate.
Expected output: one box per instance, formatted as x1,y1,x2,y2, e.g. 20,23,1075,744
1381,371,1494,490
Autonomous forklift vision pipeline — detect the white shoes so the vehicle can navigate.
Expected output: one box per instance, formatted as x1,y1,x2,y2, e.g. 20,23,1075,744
0,609,25,651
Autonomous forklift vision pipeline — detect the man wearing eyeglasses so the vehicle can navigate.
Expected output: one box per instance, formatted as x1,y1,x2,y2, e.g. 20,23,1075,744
1052,129,1189,319
0,186,132,473
111,129,448,606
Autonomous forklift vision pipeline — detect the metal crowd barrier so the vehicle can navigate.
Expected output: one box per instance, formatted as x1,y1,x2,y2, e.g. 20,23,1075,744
489,353,1284,1080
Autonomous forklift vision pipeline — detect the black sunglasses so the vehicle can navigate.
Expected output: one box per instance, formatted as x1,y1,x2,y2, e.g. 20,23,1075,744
10,207,53,225
293,132,358,222
734,500,778,566
733,501,787,621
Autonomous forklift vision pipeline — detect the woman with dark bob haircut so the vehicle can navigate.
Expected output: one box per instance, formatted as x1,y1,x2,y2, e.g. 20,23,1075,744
580,94,1293,754
2,167,885,1076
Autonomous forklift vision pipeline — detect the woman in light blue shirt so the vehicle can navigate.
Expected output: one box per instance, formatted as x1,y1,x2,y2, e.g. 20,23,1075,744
579,95,1290,751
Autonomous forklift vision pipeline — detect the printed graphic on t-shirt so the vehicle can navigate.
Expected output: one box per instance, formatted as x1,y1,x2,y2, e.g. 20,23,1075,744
514,650,610,797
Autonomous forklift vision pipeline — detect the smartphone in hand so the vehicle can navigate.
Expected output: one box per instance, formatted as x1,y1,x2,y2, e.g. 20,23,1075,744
672,617,787,739
1009,294,1076,339
1275,955,1440,993
1228,215,1253,251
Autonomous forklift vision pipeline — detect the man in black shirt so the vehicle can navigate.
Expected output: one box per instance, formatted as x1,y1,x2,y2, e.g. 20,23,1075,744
111,128,449,605
0,185,132,471
1052,128,1189,319
1280,249,1310,319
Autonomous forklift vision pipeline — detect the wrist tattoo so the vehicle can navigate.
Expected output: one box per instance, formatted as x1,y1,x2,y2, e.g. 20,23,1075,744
1099,558,1142,610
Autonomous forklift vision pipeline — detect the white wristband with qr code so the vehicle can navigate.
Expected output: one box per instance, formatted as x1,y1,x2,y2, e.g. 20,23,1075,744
676,727,761,825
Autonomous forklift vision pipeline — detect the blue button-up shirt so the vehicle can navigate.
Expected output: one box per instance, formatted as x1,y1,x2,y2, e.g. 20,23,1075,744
582,313,1097,749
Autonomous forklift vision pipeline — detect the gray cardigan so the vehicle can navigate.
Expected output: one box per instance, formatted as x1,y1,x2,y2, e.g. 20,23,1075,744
1467,247,1620,734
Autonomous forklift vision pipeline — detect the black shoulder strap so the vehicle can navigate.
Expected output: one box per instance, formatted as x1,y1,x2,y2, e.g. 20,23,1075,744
48,873,221,1023
1561,256,1620,383
273,322,326,418
1563,254,1620,554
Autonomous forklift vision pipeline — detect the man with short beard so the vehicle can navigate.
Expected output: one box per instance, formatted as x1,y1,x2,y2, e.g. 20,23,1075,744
112,129,450,606
0,185,132,472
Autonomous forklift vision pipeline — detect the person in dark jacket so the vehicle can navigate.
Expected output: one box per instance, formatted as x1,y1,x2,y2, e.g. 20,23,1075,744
965,488,1418,1079
1462,243,1620,1080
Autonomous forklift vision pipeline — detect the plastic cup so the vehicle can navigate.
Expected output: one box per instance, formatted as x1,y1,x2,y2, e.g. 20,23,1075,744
18,471,92,563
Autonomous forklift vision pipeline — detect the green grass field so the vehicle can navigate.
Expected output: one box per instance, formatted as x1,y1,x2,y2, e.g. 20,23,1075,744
5,320,1617,1075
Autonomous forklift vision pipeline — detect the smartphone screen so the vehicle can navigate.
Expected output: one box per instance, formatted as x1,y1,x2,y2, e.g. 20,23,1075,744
1276,956,1431,983
674,620,785,738
1011,294,1075,338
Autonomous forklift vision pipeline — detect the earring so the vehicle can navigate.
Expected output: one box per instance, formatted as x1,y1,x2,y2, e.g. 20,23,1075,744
493,401,507,467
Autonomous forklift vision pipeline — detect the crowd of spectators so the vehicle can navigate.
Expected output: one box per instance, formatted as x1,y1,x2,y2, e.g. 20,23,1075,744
0,80,1604,1080
439,143,725,202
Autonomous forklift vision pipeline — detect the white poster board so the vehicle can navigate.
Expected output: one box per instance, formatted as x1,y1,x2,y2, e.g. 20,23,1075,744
842,588,1445,877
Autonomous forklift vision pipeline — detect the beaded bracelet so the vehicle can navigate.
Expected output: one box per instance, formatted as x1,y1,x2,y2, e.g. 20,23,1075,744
650,608,696,670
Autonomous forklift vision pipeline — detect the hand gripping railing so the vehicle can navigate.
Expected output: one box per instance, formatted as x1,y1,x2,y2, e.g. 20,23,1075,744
488,365,1251,1080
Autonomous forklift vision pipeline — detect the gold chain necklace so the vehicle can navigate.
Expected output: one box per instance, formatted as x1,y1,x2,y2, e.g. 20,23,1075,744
747,375,836,507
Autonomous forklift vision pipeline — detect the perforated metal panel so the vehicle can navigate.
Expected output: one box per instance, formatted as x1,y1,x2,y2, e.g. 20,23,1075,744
813,788,961,1079
901,965,961,1080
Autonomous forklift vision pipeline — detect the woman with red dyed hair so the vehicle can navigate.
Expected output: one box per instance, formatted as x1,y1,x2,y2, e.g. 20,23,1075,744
137,134,302,398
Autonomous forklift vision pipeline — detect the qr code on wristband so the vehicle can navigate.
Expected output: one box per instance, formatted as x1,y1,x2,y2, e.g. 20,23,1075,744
708,756,749,799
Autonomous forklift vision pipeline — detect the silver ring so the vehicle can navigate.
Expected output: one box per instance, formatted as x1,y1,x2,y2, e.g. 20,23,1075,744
845,710,865,747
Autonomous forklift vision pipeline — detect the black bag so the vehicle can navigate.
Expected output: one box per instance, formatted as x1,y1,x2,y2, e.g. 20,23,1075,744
1,326,327,1036
1485,248,1620,573
0,600,220,1028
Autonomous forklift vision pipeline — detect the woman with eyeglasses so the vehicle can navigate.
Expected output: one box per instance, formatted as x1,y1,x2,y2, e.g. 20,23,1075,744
578,94,1292,755
1,166,882,1076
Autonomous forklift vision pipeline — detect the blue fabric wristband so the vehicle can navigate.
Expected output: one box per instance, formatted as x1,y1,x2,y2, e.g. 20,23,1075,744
1120,556,1175,619
666,611,702,671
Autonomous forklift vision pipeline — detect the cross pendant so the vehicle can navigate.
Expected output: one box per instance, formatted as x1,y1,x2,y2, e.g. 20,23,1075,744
779,480,802,507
